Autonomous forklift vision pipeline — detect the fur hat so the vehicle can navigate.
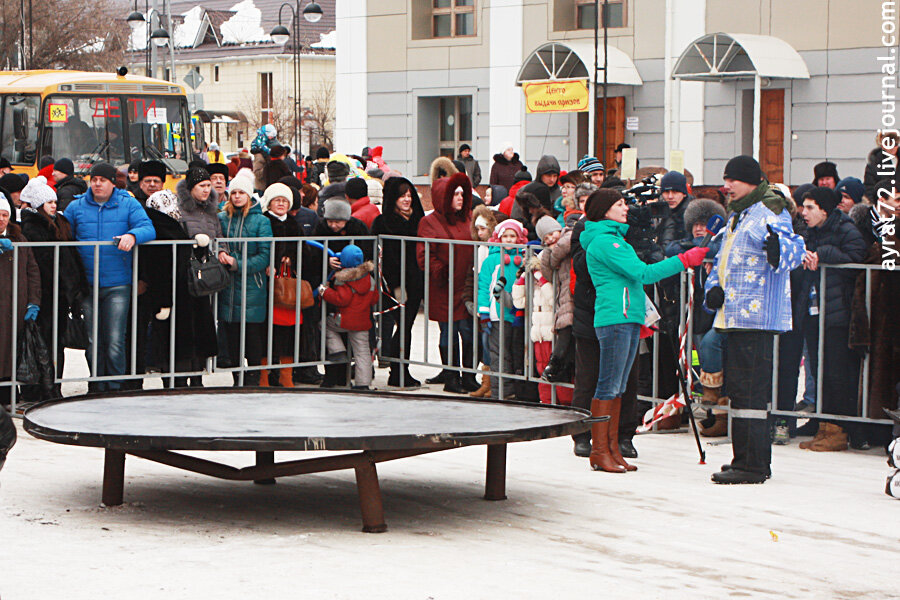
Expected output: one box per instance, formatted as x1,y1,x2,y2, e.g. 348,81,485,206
723,155,763,185
326,160,351,183
323,198,352,221
54,158,75,177
138,160,167,181
535,215,562,241
261,183,293,212
683,198,727,232
339,244,364,269
205,162,229,181
20,175,56,209
430,156,458,182
813,161,840,186
228,168,255,197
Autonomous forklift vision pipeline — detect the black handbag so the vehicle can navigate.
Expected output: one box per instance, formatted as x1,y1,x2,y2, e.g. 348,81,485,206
63,306,90,350
187,248,231,297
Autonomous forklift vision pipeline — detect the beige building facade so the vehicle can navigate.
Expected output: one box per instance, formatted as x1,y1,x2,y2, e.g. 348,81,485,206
337,0,895,185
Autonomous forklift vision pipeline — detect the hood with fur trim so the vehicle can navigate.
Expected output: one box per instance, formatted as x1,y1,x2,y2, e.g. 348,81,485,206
431,172,472,225
175,178,219,216
334,260,375,284
492,152,521,165
430,156,459,183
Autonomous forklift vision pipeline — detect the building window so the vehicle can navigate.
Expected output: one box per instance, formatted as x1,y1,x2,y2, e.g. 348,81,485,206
214,65,220,83
260,72,274,125
433,0,475,38
576,0,626,29
438,95,472,157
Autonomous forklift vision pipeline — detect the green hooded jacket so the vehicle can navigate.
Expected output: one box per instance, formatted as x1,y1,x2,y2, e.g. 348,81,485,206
581,219,685,328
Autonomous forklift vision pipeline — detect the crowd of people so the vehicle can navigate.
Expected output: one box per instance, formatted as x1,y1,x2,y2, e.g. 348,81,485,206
1,126,899,485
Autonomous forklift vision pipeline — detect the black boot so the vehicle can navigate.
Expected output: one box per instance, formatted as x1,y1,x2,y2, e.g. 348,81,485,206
426,346,453,385
618,438,638,458
541,354,565,383
460,343,480,392
443,374,466,394
572,432,592,457
711,468,767,484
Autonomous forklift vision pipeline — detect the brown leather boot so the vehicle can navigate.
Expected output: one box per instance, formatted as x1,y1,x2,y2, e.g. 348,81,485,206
278,357,295,388
809,424,848,452
700,396,728,437
589,398,626,473
799,423,830,449
700,371,723,406
608,397,637,471
259,357,270,387
469,367,491,398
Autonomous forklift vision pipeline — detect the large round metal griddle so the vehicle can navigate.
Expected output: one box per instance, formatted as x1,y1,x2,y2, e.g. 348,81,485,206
24,388,591,533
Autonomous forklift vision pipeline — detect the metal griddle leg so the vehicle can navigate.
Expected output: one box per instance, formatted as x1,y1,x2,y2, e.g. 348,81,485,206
354,455,387,533
253,451,276,485
484,443,507,501
102,449,126,506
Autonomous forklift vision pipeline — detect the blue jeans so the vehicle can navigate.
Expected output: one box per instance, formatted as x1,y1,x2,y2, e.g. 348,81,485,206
481,321,492,366
438,318,474,367
82,285,132,391
593,323,640,400
801,342,816,406
698,329,726,374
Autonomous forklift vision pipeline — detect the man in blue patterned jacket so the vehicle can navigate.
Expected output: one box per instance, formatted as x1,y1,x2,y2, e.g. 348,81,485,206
704,155,805,484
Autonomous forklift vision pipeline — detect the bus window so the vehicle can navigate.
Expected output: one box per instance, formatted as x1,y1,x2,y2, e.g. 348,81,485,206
1,95,40,165
41,96,126,172
126,96,190,173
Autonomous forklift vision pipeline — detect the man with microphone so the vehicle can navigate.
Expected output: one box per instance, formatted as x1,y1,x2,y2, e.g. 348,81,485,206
704,155,805,484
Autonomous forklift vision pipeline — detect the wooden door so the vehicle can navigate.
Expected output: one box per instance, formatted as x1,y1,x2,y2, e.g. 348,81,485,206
595,96,625,168
760,89,785,183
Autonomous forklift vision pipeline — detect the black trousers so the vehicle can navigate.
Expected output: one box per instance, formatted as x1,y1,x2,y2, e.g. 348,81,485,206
803,319,861,438
382,291,423,376
572,334,639,443
223,322,265,386
776,328,804,413
724,331,774,475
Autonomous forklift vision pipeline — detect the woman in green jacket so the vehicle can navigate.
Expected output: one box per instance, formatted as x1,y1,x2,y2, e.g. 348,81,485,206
580,189,708,472
218,174,273,386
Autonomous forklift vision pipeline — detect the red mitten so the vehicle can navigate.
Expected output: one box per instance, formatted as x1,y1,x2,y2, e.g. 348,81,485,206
678,246,709,269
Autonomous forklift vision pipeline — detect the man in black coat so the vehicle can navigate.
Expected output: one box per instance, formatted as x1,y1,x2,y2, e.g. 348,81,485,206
0,405,14,472
129,160,167,206
796,186,867,449
51,158,88,212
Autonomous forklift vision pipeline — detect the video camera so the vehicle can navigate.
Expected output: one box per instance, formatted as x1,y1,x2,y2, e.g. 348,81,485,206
622,174,669,231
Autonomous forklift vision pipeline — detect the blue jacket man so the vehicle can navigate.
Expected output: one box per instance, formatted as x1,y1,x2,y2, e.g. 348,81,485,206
64,163,156,390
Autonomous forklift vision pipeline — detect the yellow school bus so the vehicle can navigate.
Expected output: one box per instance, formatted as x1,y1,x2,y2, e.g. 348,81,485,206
0,69,194,186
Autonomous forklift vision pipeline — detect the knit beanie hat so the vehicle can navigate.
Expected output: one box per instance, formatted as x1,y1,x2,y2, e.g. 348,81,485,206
138,160,167,181
228,168,255,197
535,215,562,241
54,158,75,177
803,186,839,214
792,183,815,206
459,143,471,153
834,177,864,204
0,191,10,215
326,160,351,182
89,162,118,184
723,155,763,185
578,155,605,173
513,170,533,184
264,124,277,139
585,188,622,221
366,178,383,203
205,162,229,182
339,244,364,269
261,182,293,212
316,146,330,160
813,161,840,186
323,198,352,221
186,167,211,191
128,161,140,173
492,219,528,245
345,177,368,200
659,171,689,196
20,175,57,209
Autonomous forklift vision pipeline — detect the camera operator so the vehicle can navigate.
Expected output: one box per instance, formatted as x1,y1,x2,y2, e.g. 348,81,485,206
704,155,805,485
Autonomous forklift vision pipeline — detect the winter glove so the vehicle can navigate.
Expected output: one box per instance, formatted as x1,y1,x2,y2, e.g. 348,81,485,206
155,307,171,320
24,304,39,321
465,301,476,317
678,246,710,269
764,225,780,268
316,283,327,299
706,285,725,310
492,276,507,301
194,233,210,248
0,238,12,254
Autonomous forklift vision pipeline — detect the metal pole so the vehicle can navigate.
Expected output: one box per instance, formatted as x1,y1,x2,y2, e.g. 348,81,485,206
590,0,598,156
295,3,302,154
602,0,609,164
753,74,761,161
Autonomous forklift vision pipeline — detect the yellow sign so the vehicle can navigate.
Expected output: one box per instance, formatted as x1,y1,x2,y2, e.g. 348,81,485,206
523,79,589,113
48,103,68,123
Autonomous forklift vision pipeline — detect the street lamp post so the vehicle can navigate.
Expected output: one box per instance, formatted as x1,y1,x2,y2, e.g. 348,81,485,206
127,0,171,79
271,1,323,157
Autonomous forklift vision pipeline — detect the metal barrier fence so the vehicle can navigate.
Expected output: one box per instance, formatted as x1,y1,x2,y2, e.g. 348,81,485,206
2,234,893,429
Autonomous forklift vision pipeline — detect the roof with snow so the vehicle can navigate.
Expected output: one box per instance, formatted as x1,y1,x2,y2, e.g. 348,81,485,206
127,0,334,56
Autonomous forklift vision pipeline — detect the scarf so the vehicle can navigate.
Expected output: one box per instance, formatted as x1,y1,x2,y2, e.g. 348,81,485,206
726,180,789,216
395,205,413,220
147,189,182,221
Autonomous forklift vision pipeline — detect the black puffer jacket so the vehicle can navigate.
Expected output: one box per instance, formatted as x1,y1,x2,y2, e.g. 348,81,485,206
371,177,425,299
800,209,867,329
864,146,897,202
656,196,691,250
55,175,88,212
570,219,596,339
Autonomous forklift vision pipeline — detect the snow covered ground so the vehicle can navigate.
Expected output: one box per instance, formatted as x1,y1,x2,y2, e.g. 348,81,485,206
1,412,896,599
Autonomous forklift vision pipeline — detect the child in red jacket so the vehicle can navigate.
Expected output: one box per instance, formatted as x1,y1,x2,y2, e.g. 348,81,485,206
319,244,379,389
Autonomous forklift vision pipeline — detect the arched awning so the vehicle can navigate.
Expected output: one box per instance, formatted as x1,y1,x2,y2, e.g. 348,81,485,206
516,41,643,86
673,33,809,81
193,109,248,124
